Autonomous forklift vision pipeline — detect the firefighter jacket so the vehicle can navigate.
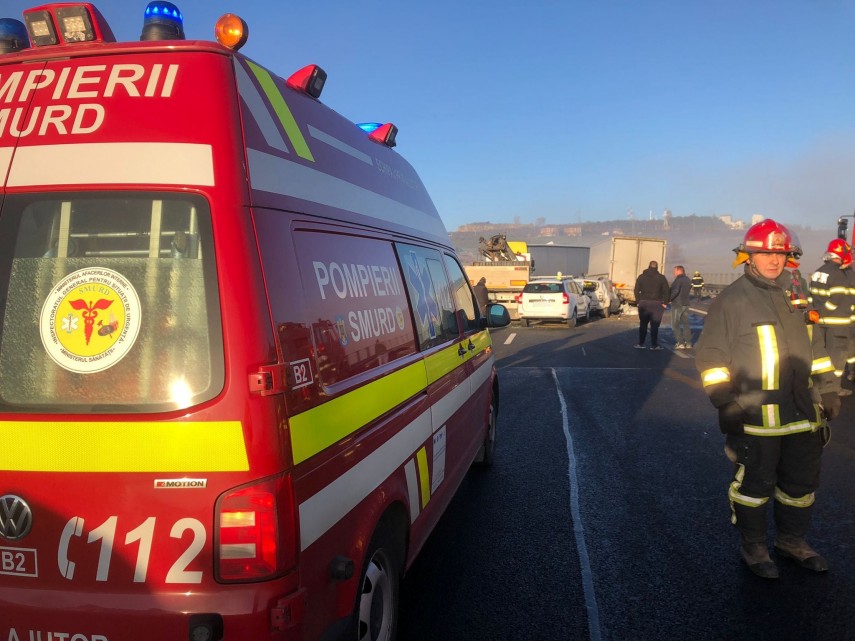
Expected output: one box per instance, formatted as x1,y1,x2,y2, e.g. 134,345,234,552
809,260,854,327
696,266,835,436
691,274,704,289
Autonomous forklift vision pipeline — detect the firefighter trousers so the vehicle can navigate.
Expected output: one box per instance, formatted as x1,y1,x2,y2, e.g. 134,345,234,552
822,327,851,390
725,430,824,543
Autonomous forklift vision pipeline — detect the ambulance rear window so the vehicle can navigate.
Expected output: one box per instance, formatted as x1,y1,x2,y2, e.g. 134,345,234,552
0,192,223,413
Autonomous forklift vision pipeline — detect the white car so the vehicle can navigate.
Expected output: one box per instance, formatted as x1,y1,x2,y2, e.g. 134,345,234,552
576,278,622,318
516,277,591,327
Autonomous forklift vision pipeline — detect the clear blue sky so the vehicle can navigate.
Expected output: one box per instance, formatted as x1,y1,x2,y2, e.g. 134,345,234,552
5,0,855,232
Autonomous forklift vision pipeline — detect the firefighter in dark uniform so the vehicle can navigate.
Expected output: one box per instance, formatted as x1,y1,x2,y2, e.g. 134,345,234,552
809,239,855,397
696,219,838,579
691,271,705,300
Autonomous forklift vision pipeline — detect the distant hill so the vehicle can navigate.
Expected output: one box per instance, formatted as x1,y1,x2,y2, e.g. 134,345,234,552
450,219,838,286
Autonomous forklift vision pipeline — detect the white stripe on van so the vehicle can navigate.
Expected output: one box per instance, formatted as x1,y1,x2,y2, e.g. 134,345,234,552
404,459,421,523
0,147,12,185
235,62,290,154
429,353,494,429
308,125,373,165
6,142,215,187
299,410,432,550
298,357,494,550
246,148,448,240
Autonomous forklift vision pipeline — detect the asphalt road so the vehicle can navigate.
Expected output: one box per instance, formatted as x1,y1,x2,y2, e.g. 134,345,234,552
397,306,855,641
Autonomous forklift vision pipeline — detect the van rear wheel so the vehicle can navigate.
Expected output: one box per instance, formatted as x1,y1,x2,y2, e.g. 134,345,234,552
352,526,400,641
520,318,529,327
603,305,610,318
566,312,577,328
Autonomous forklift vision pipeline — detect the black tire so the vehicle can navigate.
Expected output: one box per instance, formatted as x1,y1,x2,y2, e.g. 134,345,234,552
473,395,497,467
520,318,529,327
566,311,577,328
603,305,610,318
352,526,401,641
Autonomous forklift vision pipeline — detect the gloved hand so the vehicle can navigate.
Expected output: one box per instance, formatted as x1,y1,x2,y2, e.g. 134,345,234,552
718,401,745,435
821,393,841,421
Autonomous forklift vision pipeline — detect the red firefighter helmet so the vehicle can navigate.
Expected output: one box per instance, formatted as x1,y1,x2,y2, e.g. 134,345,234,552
733,219,802,267
825,238,852,266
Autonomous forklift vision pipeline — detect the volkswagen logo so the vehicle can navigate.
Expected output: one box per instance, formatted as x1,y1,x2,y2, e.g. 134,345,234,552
0,494,33,540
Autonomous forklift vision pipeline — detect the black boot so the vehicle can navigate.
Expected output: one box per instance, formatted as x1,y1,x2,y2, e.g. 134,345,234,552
740,542,779,579
774,535,829,572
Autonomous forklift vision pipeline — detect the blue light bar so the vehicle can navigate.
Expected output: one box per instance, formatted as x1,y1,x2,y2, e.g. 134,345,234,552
357,123,382,133
0,18,30,53
141,1,185,40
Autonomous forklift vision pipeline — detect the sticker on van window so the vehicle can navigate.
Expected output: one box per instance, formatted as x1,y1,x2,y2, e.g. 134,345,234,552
39,268,141,374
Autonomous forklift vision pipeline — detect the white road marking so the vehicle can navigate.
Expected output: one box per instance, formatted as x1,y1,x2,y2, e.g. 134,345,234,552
504,333,517,345
551,368,602,641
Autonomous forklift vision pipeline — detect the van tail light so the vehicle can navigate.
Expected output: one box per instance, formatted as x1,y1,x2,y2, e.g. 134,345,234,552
562,293,569,305
216,474,298,582
514,293,522,304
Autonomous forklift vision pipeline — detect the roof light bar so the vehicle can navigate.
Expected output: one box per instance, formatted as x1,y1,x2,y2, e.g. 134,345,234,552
368,123,398,148
23,4,115,46
286,64,327,99
141,1,184,41
214,13,248,51
357,123,382,133
0,18,30,53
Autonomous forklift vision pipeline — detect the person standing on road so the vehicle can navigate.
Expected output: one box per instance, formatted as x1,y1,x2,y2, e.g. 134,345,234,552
634,261,670,350
691,271,705,300
670,265,692,349
473,277,489,318
696,219,838,580
809,239,855,397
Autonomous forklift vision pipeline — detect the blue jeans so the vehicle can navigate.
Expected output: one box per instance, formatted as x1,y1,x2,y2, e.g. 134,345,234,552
671,305,691,344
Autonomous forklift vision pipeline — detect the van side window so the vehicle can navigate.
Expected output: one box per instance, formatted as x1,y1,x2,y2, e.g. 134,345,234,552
443,255,479,332
285,230,418,387
396,243,458,349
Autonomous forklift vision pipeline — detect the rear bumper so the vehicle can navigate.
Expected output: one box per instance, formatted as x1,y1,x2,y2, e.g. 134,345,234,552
1,578,304,640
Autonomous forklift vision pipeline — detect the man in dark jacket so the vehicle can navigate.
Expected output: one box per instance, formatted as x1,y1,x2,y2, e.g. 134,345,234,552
633,261,670,350
696,219,837,579
670,265,692,348
473,277,489,317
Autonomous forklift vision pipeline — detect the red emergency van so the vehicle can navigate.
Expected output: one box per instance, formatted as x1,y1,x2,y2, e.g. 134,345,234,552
0,3,510,640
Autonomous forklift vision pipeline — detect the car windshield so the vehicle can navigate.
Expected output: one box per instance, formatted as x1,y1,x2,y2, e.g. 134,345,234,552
0,192,223,413
523,283,562,294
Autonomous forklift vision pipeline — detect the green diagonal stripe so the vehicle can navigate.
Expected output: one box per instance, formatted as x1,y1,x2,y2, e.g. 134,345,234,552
246,60,314,161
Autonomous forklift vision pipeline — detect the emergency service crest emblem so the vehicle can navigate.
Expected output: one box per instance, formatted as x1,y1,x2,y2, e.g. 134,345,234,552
39,268,141,374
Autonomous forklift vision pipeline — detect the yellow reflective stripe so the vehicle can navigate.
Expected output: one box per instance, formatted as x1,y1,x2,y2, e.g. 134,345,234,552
818,317,852,325
812,356,834,374
0,421,247,472
425,330,491,384
774,487,815,508
761,403,780,427
756,325,779,390
416,446,430,508
290,330,492,464
289,361,427,464
744,418,814,436
246,60,315,162
729,464,769,508
702,367,731,386
425,341,467,384
825,301,838,311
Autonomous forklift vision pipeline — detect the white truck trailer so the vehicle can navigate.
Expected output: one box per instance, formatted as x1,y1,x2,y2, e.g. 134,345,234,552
587,236,667,304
